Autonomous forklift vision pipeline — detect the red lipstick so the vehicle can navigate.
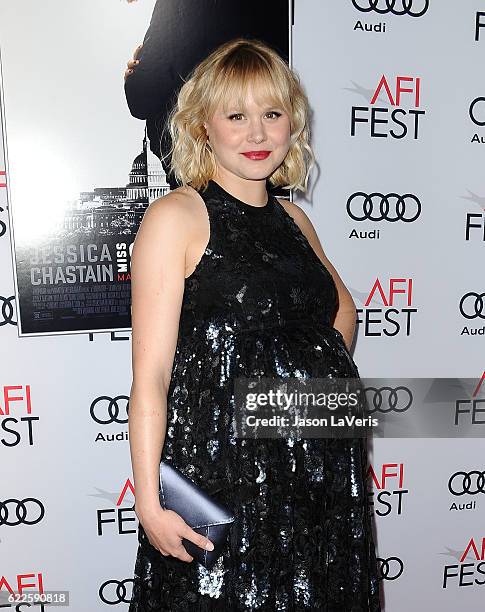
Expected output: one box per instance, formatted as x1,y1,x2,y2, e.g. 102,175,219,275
241,151,271,160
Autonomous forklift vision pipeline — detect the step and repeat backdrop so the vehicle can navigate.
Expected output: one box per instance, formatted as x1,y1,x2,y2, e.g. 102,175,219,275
1,1,484,610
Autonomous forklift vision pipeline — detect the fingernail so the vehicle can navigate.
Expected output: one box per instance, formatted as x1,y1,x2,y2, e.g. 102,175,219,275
206,541,214,551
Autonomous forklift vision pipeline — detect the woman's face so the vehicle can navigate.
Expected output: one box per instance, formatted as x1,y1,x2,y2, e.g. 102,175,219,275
204,86,291,183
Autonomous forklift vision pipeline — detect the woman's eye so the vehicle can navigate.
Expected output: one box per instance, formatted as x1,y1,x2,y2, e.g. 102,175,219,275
228,111,282,121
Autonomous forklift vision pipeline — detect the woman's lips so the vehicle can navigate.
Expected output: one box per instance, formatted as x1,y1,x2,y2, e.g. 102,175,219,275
241,151,271,160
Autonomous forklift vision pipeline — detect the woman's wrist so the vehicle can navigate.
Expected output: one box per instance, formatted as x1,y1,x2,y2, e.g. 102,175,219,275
134,497,162,519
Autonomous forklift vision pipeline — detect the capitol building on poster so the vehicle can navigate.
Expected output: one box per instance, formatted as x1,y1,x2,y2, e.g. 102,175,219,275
63,132,170,236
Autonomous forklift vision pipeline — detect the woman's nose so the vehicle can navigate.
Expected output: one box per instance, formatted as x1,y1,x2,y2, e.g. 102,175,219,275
246,119,266,143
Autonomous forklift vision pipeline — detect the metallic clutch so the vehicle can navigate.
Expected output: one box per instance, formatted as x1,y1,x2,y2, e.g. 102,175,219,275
158,460,235,569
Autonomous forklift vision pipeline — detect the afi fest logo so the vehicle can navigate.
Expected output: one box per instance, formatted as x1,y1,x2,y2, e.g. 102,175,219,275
454,372,485,428
0,573,46,605
355,277,416,336
95,478,136,537
476,11,485,41
462,188,485,243
368,462,408,516
442,536,485,588
0,385,39,447
350,75,425,140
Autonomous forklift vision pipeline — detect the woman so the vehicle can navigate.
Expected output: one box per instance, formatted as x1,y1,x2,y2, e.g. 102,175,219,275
128,38,381,611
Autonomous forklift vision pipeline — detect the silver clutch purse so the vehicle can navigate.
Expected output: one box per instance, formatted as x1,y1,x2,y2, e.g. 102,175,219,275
159,461,235,569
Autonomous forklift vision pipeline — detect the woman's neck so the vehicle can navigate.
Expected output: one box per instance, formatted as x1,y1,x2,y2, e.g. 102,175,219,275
212,171,268,206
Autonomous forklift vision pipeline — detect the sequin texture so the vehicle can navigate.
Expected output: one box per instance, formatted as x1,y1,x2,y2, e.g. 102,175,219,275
128,179,381,611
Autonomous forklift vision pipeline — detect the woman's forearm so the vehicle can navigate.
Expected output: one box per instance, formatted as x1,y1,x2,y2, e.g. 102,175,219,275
128,379,168,514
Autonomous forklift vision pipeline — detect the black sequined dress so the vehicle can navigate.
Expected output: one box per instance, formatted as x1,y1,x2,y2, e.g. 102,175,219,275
128,179,381,611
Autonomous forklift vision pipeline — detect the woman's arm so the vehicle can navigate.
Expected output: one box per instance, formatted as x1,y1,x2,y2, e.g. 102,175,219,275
277,199,357,351
128,192,187,516
128,189,216,561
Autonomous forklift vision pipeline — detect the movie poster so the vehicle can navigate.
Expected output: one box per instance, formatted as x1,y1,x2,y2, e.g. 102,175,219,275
1,0,291,336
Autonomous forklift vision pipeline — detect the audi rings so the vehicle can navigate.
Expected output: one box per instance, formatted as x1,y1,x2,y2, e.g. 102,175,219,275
99,579,134,605
0,498,45,526
351,0,429,17
364,386,413,413
347,192,421,222
90,395,130,425
459,292,485,320
448,471,485,496
0,295,17,326
377,556,404,580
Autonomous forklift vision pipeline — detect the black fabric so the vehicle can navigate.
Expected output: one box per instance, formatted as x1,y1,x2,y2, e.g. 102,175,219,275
128,180,382,611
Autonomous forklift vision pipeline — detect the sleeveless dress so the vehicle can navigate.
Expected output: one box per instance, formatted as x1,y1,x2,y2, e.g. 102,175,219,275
128,179,382,611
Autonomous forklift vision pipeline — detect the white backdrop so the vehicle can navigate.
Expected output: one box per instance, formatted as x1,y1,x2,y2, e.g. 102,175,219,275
1,1,484,610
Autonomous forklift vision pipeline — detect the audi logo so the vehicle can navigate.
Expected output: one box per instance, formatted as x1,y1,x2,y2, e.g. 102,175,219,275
0,206,6,238
377,556,404,580
0,498,45,526
99,579,133,605
351,0,429,16
459,292,485,320
90,395,129,425
469,97,485,127
347,192,421,222
364,387,413,413
449,471,485,496
0,295,17,326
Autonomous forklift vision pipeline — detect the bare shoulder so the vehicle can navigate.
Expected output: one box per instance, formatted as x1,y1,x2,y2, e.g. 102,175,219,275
145,186,199,221
138,186,205,243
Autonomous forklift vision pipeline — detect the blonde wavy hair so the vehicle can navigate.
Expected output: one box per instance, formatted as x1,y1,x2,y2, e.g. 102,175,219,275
163,37,315,193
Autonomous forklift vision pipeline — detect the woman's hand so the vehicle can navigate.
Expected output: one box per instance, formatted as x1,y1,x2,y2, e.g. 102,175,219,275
135,504,215,563
124,43,143,81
